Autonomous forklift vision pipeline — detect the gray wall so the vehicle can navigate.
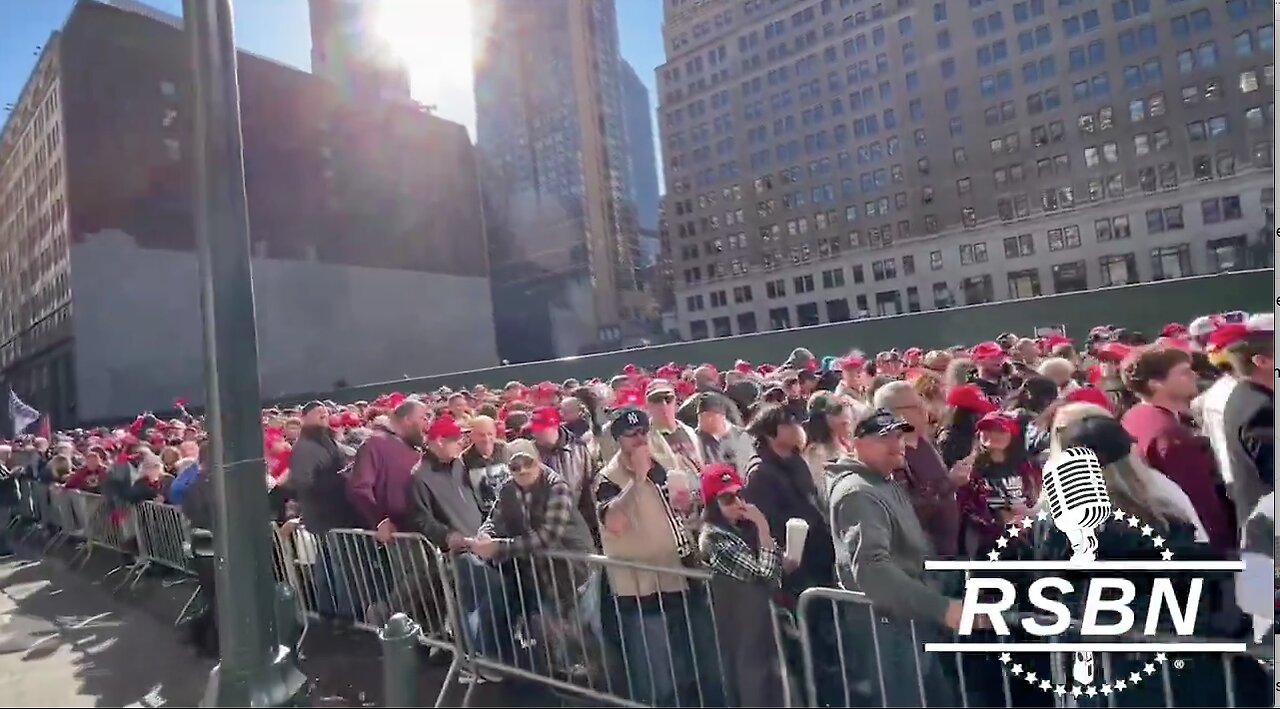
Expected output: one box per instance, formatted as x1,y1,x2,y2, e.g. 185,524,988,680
70,230,499,421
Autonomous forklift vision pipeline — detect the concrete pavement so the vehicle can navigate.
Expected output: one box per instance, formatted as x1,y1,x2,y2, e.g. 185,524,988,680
0,555,213,707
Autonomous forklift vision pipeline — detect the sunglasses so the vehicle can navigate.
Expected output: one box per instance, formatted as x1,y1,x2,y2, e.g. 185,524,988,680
648,393,675,404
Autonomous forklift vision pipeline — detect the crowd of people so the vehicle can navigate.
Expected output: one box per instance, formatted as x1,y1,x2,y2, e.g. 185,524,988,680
0,312,1274,707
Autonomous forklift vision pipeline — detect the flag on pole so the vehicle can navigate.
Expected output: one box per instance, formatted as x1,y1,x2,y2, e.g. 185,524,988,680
7,389,39,438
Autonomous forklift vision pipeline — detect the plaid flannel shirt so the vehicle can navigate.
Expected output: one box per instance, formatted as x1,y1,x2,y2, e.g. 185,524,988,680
478,469,576,562
698,522,782,585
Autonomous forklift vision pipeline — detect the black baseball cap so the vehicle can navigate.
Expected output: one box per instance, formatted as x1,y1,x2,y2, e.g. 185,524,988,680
853,408,914,438
301,400,327,414
1058,415,1134,467
694,392,728,414
608,407,650,438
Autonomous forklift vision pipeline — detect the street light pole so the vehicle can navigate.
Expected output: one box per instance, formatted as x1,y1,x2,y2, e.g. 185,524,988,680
185,0,305,705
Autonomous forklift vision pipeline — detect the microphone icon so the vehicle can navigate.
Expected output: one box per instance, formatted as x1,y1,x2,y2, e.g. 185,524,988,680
1041,446,1112,563
1041,446,1112,685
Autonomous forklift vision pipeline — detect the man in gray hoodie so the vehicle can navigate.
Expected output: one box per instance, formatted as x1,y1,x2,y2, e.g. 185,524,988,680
408,415,508,660
826,408,970,706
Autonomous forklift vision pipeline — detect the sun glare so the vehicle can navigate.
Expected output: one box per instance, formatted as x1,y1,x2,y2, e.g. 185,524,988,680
372,0,474,89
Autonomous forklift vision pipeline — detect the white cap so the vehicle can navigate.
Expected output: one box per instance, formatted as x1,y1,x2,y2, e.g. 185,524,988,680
1188,315,1219,338
1246,313,1274,333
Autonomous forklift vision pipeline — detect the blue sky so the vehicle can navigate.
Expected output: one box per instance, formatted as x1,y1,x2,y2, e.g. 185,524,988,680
0,0,666,145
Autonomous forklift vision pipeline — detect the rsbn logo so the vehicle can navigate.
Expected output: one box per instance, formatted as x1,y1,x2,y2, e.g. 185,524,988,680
925,448,1245,698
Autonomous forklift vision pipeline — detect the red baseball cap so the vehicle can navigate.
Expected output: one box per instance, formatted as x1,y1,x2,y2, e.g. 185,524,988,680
529,406,561,434
970,341,1005,361
1160,323,1188,338
426,416,463,440
946,384,997,415
839,355,865,371
734,359,753,374
976,412,1019,436
1065,387,1112,411
1093,342,1134,364
699,463,743,503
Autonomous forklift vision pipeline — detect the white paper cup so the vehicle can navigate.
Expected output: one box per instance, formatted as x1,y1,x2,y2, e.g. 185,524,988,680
785,517,810,563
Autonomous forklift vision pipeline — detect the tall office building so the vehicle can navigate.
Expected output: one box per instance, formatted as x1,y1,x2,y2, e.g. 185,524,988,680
309,0,411,100
473,0,653,361
658,0,1273,340
620,60,663,237
0,0,496,426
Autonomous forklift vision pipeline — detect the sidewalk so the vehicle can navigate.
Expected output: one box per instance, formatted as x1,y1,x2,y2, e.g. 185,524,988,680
0,554,213,707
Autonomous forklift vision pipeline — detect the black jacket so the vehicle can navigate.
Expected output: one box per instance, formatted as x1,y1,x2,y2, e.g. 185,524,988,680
742,445,836,598
289,425,358,532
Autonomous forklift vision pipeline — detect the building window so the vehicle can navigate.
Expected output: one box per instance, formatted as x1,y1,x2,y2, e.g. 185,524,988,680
1004,233,1035,258
1008,268,1042,298
766,278,786,298
797,302,820,326
1051,260,1088,292
902,254,915,275
872,258,898,280
932,282,955,308
930,250,943,270
768,307,792,330
962,275,994,305
712,316,732,337
1201,195,1243,223
1095,215,1130,241
1048,225,1081,251
1099,253,1139,286
875,290,903,316
852,264,865,283
821,267,846,288
689,320,709,339
826,298,851,322
1151,245,1192,279
1206,235,1248,272
960,242,989,264
794,274,816,293
737,312,758,334
962,207,977,227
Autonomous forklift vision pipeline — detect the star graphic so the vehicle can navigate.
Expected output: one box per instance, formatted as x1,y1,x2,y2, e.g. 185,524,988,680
999,653,1011,663
1127,514,1141,527
1025,671,1038,684
1155,653,1167,663
1160,549,1174,561
1115,680,1128,691
1085,686,1098,697
1071,686,1083,698
1143,663,1156,675
1011,663,1024,675
1021,516,1035,529
1152,535,1165,548
1129,672,1143,683
1039,680,1052,691
1140,524,1154,536
997,536,1010,548
1112,508,1126,520
1037,508,1049,520
1100,684,1114,695
1054,684,1067,696
988,549,1001,561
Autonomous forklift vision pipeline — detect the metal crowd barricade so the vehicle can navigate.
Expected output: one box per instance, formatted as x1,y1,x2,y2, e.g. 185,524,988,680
45,485,88,554
127,501,197,590
290,528,463,707
794,587,1274,709
449,547,792,709
793,587,1079,709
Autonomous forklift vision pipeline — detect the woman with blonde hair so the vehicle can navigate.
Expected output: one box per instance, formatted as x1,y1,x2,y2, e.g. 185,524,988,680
1037,357,1080,395
1046,402,1207,543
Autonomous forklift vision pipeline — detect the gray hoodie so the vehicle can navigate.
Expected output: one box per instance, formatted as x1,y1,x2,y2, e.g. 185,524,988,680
826,454,951,626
